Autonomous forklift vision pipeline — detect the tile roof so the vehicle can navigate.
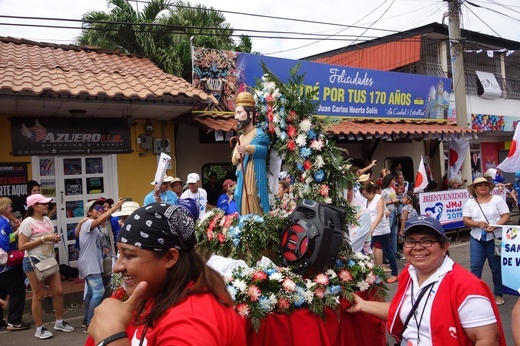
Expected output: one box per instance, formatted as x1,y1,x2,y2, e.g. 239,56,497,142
188,113,477,140
330,119,478,140
0,36,216,104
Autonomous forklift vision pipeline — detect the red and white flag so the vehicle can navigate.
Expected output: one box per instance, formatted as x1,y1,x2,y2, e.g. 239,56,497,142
448,138,470,179
497,123,520,172
414,156,429,193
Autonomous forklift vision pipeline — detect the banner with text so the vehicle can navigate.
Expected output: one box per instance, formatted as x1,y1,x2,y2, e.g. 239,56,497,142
236,53,453,120
11,117,132,156
418,188,506,229
0,162,28,214
499,225,520,295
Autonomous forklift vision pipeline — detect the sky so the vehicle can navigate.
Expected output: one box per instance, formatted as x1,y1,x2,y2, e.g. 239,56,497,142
0,0,519,59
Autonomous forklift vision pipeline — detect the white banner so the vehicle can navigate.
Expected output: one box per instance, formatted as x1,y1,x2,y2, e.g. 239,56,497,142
418,188,506,226
498,225,520,295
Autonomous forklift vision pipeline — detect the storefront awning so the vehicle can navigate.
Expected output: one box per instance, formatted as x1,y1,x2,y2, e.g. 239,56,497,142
330,120,478,141
189,113,478,141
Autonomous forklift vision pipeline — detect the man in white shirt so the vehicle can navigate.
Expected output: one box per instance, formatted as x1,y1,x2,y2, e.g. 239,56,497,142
180,173,207,220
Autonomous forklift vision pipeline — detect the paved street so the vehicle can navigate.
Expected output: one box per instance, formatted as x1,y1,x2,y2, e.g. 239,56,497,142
0,233,517,345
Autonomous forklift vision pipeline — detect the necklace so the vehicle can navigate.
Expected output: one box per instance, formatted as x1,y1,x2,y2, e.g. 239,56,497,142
410,282,435,344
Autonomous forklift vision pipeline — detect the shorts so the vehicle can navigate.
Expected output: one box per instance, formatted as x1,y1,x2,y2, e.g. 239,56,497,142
22,256,41,273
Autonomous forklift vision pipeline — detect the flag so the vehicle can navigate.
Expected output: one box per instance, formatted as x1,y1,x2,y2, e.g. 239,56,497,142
487,50,494,58
497,123,520,172
414,156,429,193
448,138,470,179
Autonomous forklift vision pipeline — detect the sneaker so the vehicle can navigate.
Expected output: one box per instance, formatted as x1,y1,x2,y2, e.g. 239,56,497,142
35,326,53,339
25,285,32,293
6,321,31,331
84,326,88,334
54,321,75,332
81,320,87,328
395,252,406,260
0,320,6,329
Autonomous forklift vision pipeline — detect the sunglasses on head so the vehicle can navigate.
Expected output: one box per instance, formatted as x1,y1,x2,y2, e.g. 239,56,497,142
93,205,104,211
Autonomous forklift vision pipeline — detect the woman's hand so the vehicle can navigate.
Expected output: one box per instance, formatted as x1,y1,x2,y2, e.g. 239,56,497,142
89,281,148,344
346,293,366,313
44,233,61,243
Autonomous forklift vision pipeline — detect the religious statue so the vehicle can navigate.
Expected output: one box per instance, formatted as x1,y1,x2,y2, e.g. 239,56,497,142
232,91,270,215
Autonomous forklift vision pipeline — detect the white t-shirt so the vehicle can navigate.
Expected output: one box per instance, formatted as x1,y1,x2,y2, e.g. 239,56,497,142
19,216,55,261
181,188,208,220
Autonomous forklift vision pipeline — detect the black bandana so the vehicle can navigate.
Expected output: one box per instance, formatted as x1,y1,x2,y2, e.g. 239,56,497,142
118,202,196,251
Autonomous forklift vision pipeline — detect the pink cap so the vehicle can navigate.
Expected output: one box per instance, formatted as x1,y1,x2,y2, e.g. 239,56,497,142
27,194,53,207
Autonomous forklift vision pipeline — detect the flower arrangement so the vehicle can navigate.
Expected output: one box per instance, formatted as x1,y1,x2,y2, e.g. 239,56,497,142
253,63,355,218
195,208,289,266
226,249,387,332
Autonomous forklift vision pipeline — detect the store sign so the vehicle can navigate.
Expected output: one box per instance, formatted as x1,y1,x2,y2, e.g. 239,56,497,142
236,53,453,120
476,70,502,99
0,162,28,214
11,117,132,156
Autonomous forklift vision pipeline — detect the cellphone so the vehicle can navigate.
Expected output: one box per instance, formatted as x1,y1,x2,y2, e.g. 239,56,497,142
123,197,132,201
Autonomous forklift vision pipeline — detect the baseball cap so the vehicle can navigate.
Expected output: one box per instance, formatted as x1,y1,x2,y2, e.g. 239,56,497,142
403,216,449,240
187,173,200,184
26,194,53,208
84,200,103,216
222,179,237,191
96,197,114,205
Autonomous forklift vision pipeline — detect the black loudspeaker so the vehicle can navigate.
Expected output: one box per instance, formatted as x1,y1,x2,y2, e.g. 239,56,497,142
280,199,345,275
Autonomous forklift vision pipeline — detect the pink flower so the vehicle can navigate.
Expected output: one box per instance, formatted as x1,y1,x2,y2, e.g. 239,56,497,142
339,270,353,282
314,273,329,285
282,277,296,291
208,220,216,232
287,110,298,122
207,229,214,241
287,140,296,151
252,271,268,282
217,233,225,243
278,298,290,310
314,287,325,298
223,215,234,228
287,125,297,138
247,285,262,301
236,303,250,317
320,184,329,197
265,94,274,104
268,123,275,134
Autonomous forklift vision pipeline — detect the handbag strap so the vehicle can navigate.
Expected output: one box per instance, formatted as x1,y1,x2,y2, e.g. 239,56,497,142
398,281,435,342
475,199,490,224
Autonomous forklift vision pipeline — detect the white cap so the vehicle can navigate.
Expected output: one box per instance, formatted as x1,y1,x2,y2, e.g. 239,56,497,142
187,173,200,184
113,201,140,217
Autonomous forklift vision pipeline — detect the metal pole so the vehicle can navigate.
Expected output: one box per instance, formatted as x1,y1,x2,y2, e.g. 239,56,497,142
446,0,473,184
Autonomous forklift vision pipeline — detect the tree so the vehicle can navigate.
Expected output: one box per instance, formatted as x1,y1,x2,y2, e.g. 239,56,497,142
77,0,252,81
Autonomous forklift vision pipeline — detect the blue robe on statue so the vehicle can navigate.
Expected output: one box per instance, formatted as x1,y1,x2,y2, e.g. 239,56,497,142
234,127,270,215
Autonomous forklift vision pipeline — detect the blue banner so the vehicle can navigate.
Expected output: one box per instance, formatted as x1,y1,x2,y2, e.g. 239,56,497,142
236,53,452,121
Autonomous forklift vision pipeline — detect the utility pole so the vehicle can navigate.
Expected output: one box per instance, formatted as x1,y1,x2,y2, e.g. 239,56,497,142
445,0,473,184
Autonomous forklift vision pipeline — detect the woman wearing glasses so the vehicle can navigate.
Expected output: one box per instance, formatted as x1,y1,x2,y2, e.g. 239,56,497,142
78,198,125,334
347,216,505,345
18,194,75,339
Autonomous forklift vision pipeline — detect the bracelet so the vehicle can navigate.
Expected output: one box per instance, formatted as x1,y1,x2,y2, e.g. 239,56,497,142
41,236,45,243
96,332,128,346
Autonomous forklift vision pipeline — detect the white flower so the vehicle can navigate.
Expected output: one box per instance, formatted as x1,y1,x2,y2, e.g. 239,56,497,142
269,272,283,282
232,279,247,292
272,88,280,99
272,112,280,124
296,134,307,147
264,81,276,92
305,175,313,184
299,118,312,132
305,279,316,290
314,155,324,169
275,126,282,137
356,280,370,292
269,293,278,305
326,269,337,279
304,290,314,304
310,139,324,151
324,197,332,204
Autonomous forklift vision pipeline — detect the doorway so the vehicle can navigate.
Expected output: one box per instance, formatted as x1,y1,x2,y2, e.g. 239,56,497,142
31,155,118,267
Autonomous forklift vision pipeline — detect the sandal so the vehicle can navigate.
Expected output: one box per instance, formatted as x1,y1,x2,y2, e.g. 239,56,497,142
495,296,505,306
386,276,398,284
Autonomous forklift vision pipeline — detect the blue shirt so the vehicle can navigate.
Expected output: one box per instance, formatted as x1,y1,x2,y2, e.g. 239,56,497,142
144,190,178,206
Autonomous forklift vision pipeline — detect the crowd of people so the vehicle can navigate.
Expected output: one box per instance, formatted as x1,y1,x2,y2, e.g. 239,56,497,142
1,159,520,345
